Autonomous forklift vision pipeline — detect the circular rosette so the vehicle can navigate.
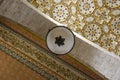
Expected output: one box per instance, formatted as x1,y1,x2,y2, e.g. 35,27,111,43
78,0,95,15
105,0,120,8
52,4,69,22
111,17,120,35
83,24,102,41
101,34,118,50
46,26,75,54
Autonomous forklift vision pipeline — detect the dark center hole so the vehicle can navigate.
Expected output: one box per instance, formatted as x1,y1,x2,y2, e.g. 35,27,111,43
55,35,65,47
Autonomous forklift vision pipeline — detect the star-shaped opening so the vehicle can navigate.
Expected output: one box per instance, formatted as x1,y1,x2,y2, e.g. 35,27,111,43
55,36,65,47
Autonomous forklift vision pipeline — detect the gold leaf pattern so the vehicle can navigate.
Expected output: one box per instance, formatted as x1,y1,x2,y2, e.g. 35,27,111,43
0,25,87,80
29,0,120,55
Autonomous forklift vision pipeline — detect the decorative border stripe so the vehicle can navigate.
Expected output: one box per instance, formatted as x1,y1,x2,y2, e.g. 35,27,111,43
0,22,90,79
0,15,106,80
0,45,58,80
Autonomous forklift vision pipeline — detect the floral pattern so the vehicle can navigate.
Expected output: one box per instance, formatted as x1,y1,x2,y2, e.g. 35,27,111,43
84,24,101,41
101,34,118,51
68,16,85,32
78,0,95,15
36,0,52,11
0,24,87,80
52,4,69,22
29,0,120,56
111,17,120,35
105,0,120,8
94,7,111,24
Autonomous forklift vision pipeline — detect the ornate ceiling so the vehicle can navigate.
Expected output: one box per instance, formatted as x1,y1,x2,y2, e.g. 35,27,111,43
29,0,120,55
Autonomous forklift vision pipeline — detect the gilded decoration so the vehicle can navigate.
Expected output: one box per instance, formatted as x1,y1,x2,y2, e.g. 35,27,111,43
0,24,89,80
29,0,120,55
